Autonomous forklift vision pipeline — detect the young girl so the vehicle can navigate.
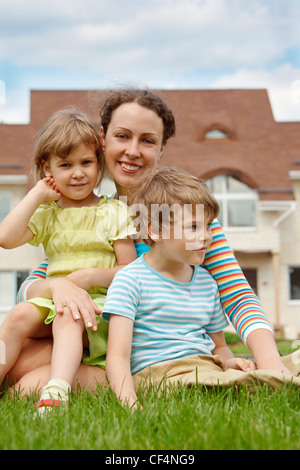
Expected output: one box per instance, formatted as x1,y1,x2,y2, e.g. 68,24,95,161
0,107,137,412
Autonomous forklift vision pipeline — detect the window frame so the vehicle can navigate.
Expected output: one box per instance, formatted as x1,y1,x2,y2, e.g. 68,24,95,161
206,175,257,231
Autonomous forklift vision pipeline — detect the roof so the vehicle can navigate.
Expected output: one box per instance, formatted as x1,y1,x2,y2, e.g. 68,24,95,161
0,88,299,200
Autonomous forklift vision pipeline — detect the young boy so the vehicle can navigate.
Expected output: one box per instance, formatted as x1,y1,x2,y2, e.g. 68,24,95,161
103,167,257,408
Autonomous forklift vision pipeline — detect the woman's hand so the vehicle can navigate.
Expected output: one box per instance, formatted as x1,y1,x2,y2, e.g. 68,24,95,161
224,357,256,372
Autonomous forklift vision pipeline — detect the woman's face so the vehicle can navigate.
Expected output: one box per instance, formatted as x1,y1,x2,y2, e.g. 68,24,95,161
100,102,165,195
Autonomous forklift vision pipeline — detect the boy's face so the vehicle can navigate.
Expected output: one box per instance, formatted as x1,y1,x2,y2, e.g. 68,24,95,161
156,205,213,266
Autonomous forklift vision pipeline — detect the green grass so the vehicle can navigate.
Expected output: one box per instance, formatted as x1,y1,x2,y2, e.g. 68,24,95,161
1,333,299,451
0,383,299,450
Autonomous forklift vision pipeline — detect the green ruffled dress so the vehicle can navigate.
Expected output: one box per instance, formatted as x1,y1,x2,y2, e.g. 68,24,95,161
26,196,136,368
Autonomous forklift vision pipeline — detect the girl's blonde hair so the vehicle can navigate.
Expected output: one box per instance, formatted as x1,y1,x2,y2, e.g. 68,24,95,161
33,107,105,187
130,167,219,246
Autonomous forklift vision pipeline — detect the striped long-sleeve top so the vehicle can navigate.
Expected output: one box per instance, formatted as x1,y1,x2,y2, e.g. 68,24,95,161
17,219,272,344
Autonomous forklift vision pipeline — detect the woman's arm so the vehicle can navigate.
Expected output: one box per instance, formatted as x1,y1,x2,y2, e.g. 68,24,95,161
246,329,292,375
204,220,291,374
17,259,48,302
106,314,137,408
17,260,101,330
204,220,272,342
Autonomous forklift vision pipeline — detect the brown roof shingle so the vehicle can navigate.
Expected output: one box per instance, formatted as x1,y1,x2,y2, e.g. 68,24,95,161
0,88,299,199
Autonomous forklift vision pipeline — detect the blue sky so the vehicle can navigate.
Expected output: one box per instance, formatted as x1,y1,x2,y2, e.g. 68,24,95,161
1,0,300,123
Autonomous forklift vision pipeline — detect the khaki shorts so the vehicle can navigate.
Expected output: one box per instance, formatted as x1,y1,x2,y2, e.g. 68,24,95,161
133,352,300,390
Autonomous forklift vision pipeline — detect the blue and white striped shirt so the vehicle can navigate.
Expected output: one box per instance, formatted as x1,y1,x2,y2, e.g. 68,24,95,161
102,255,229,375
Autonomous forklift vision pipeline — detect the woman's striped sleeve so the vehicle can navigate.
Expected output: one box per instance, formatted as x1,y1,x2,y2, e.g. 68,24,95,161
17,258,49,302
204,220,273,344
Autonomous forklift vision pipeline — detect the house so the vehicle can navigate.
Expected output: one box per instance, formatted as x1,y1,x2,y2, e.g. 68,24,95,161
0,89,299,338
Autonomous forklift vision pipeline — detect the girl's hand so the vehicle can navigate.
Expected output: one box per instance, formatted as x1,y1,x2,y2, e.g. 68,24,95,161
224,357,256,372
35,177,61,203
50,278,101,331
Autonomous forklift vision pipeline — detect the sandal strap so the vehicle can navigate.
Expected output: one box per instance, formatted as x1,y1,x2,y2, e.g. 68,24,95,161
36,399,61,408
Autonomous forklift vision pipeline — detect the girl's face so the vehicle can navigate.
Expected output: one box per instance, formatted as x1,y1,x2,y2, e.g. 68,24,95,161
100,102,165,196
43,142,100,208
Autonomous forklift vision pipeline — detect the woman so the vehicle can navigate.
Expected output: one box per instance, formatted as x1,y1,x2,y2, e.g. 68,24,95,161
6,88,293,395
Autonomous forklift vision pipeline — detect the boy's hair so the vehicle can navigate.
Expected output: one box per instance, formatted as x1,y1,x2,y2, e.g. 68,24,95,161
33,107,105,187
130,167,219,246
99,87,176,145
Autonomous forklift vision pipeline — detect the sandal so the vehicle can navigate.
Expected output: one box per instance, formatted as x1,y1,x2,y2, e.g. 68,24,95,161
36,399,61,408
35,398,65,417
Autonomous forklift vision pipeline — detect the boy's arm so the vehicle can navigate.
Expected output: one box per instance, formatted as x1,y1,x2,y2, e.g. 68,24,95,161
106,314,138,409
209,331,256,372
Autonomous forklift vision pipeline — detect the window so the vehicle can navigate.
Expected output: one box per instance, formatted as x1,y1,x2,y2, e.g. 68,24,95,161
288,266,300,301
204,129,230,140
0,270,29,311
0,191,11,222
242,268,258,295
206,175,257,229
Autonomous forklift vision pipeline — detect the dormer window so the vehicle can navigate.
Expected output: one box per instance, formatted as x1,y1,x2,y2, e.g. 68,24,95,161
204,129,230,140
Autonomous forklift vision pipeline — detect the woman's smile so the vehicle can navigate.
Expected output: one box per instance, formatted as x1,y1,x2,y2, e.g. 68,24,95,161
119,161,142,173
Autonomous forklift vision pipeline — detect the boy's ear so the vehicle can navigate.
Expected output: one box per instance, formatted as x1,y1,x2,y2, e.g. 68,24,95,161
42,160,52,177
147,220,161,243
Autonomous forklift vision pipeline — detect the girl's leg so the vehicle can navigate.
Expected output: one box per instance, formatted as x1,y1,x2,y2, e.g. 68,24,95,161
50,307,85,384
12,361,107,397
0,302,51,382
37,307,85,408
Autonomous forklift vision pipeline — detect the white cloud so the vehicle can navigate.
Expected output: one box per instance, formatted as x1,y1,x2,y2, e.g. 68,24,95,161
1,0,300,71
1,0,300,122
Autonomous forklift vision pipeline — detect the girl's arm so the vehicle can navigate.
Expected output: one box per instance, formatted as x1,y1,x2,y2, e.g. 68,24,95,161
18,237,137,301
106,314,137,408
18,238,136,330
209,331,256,372
204,220,290,373
66,237,137,291
0,178,60,249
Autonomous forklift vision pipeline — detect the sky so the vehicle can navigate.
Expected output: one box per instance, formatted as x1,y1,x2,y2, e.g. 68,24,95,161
1,0,300,124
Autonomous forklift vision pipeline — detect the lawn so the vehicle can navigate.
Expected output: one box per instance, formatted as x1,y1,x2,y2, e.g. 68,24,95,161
0,381,299,451
1,333,299,451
